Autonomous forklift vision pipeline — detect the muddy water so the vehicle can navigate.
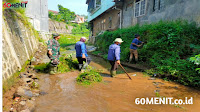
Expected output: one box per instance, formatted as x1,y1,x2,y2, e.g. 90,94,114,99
35,46,200,112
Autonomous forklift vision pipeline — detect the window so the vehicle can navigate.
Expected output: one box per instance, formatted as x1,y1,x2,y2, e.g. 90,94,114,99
101,20,104,30
97,22,99,31
88,0,95,12
140,0,146,15
96,0,101,8
87,0,101,13
153,0,164,11
134,0,146,17
109,17,112,28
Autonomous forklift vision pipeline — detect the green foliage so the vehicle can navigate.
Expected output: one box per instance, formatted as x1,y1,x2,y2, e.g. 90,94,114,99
72,22,90,37
49,4,75,22
57,54,78,73
76,67,103,85
65,25,68,30
96,20,200,87
34,63,50,72
58,34,82,48
190,54,200,73
48,5,89,37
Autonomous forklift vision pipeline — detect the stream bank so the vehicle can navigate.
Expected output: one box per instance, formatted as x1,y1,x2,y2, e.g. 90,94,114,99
33,45,200,112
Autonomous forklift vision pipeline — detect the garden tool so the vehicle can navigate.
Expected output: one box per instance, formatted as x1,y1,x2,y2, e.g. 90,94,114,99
119,64,132,80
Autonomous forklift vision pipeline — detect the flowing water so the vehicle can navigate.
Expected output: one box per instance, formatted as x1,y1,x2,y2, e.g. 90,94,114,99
34,46,200,112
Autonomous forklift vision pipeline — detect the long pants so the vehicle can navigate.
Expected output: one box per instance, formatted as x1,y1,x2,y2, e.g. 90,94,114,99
77,57,91,64
77,57,91,70
109,61,118,71
129,49,138,62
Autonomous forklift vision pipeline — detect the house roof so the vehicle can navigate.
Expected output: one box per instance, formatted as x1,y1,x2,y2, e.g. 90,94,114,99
48,10,59,14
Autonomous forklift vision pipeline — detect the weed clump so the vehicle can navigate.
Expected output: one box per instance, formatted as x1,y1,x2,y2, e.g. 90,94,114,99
95,20,200,87
57,54,79,73
76,67,103,85
34,63,50,72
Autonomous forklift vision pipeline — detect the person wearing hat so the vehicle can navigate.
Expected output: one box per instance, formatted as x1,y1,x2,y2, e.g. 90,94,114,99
129,34,144,63
75,37,91,72
47,33,61,74
107,38,123,77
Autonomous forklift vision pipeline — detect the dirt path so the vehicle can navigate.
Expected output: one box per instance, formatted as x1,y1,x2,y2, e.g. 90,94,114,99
34,45,200,112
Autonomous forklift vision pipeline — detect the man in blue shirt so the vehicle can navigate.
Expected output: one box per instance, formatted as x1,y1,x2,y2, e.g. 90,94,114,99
75,37,91,72
129,34,144,63
108,38,123,77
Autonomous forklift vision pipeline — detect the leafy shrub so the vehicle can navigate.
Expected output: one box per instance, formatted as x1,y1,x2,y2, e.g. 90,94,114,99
190,54,200,74
96,20,200,87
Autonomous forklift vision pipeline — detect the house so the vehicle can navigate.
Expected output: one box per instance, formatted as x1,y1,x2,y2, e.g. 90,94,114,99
86,0,123,37
71,15,85,24
86,0,200,42
121,0,200,28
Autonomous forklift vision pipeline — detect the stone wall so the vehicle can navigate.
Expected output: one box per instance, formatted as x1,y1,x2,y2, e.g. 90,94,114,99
122,0,200,28
2,10,39,80
49,19,73,34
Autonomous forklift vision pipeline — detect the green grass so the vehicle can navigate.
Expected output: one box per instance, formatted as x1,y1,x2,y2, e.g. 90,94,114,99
76,67,103,85
58,34,82,48
92,50,103,55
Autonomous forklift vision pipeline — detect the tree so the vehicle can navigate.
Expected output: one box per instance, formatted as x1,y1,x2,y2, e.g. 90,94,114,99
58,4,75,22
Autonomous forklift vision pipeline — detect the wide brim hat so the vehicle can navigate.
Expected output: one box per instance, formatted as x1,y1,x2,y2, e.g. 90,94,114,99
114,38,123,43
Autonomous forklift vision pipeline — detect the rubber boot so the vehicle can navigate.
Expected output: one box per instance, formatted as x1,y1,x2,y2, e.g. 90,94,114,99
135,59,138,64
110,70,116,77
82,63,88,69
81,63,88,73
49,66,55,75
53,66,58,73
79,64,83,71
128,58,132,63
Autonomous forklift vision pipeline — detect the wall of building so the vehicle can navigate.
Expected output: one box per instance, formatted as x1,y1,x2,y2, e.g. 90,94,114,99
26,0,49,32
122,0,135,28
88,0,115,22
92,9,120,36
122,0,200,28
2,10,39,80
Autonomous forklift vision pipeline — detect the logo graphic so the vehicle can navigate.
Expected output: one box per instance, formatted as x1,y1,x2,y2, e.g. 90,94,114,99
3,1,28,8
